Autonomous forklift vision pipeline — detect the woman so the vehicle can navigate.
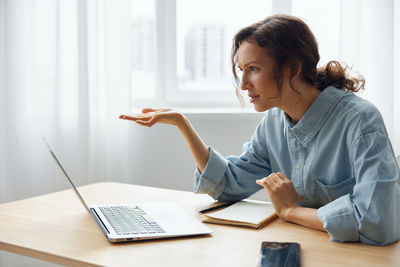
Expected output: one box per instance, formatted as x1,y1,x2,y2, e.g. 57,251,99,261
120,14,400,245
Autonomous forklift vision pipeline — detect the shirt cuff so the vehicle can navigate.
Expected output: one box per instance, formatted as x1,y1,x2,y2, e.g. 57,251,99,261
317,194,359,243
193,147,228,199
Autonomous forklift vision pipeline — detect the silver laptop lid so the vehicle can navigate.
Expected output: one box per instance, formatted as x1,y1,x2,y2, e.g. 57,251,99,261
42,137,90,213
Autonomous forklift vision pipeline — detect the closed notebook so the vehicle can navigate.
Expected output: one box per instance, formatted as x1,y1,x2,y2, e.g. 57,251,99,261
202,200,278,229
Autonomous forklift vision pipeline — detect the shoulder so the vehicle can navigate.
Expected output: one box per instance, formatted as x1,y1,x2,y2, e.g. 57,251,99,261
340,92,380,117
335,91,386,135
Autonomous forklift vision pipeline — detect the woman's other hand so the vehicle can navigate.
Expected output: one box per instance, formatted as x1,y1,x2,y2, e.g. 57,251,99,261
256,172,325,231
256,172,298,219
119,108,184,127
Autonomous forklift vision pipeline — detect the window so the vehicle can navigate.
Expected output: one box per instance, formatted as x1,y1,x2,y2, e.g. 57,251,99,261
130,0,273,108
176,0,272,93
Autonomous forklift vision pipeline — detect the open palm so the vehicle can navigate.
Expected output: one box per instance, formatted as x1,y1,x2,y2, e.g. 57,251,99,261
119,108,183,127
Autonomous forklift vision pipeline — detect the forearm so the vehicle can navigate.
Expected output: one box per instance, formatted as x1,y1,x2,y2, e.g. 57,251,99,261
176,114,209,172
283,207,326,232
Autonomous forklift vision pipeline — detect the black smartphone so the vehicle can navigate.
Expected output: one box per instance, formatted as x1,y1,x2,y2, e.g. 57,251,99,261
258,241,301,267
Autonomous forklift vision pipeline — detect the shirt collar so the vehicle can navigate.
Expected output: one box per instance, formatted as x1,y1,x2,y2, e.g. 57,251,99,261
284,86,349,145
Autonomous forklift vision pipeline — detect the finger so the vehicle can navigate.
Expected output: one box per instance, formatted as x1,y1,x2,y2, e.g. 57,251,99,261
257,174,275,187
146,117,157,127
266,177,279,191
135,120,152,127
136,117,156,127
142,108,157,114
121,114,153,122
119,115,140,121
275,173,297,197
276,172,288,181
256,180,271,194
256,177,269,188
276,172,290,185
266,173,282,187
277,172,294,188
256,178,267,186
257,177,276,191
135,115,152,121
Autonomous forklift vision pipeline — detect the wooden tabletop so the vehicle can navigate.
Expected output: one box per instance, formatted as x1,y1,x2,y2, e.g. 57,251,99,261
0,182,399,267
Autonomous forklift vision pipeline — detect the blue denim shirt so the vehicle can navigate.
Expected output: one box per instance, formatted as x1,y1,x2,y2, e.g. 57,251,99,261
194,86,400,245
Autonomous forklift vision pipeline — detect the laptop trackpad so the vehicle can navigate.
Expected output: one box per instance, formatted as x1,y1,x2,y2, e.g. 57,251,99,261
139,202,210,234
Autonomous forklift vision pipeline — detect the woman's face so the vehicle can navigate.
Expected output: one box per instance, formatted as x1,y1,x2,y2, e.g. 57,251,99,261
237,41,282,112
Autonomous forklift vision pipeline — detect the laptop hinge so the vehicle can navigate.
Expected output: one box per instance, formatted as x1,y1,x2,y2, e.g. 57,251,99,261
90,208,110,234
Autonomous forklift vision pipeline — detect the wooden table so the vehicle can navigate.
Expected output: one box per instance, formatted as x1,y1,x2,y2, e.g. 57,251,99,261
0,182,399,266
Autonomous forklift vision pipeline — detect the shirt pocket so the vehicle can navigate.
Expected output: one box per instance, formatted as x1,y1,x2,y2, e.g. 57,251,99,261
314,177,356,205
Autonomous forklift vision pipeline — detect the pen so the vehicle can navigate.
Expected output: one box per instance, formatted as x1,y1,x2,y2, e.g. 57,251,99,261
198,201,237,214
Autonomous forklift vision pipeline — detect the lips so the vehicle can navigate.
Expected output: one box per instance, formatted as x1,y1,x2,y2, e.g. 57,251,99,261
249,95,259,103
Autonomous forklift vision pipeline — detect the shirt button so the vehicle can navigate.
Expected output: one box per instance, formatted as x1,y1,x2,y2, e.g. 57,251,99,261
295,163,301,169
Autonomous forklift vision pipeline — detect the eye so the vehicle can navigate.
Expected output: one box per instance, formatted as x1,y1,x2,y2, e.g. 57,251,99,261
249,66,258,71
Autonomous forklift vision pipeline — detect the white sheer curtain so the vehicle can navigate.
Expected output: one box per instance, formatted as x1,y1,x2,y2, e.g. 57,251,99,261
0,0,133,205
393,0,400,155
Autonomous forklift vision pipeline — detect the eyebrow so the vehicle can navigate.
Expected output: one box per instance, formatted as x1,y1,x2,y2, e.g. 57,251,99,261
238,61,261,68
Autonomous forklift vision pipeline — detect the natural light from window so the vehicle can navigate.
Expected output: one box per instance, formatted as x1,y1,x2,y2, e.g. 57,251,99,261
176,0,273,92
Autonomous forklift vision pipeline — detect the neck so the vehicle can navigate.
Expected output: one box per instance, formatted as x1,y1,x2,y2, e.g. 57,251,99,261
280,82,321,123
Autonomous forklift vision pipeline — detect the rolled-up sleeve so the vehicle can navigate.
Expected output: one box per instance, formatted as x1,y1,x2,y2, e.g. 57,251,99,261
317,195,359,242
194,117,272,201
318,130,400,245
193,147,229,199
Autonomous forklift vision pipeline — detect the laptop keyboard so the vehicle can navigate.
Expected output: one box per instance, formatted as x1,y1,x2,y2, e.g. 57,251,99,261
99,206,165,235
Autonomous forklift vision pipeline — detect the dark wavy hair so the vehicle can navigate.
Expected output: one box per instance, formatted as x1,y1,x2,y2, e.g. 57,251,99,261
231,14,365,100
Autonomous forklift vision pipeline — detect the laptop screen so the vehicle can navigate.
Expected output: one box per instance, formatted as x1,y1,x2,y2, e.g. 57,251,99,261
42,138,90,213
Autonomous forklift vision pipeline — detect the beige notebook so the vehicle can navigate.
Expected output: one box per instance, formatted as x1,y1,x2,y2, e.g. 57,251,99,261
202,200,278,229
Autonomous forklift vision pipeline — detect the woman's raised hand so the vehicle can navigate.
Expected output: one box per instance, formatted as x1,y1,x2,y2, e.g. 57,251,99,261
119,108,184,127
119,107,209,172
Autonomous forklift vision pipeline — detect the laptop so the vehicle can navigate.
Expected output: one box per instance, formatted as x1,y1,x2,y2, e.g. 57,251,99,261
42,138,212,242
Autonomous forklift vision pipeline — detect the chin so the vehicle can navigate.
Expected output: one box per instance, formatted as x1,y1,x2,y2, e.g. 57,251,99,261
253,105,269,112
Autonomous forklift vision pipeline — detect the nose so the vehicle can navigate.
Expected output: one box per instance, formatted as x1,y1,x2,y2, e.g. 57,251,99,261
240,72,251,91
